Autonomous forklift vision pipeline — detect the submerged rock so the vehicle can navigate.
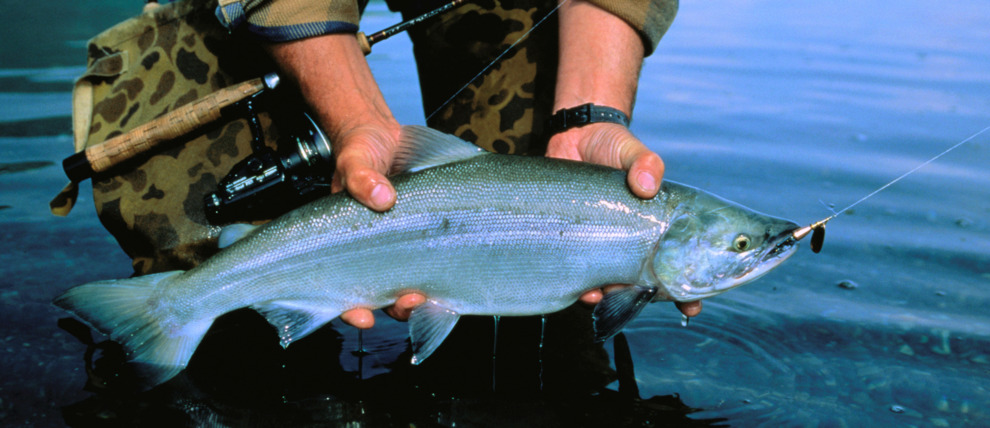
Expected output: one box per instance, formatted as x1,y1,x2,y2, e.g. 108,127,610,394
837,280,859,290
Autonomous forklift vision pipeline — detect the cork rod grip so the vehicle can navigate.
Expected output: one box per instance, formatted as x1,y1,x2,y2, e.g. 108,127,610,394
65,78,265,182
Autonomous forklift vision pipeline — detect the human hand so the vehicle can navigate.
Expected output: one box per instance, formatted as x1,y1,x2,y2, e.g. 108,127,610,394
330,126,434,327
545,123,663,198
328,124,401,212
267,35,424,328
339,293,428,329
547,123,701,318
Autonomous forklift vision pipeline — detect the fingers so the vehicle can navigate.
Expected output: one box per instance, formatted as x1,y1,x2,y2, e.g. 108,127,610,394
547,123,664,199
625,149,663,199
383,293,427,321
329,128,400,212
579,288,603,305
579,284,628,306
675,300,702,317
600,126,663,199
340,308,375,329
332,155,397,212
339,293,427,330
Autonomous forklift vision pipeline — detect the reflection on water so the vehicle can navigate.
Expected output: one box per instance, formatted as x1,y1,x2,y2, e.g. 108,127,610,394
1,0,989,426
58,312,723,427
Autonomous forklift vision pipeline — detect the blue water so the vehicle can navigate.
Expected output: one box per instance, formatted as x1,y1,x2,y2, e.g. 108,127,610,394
2,0,989,426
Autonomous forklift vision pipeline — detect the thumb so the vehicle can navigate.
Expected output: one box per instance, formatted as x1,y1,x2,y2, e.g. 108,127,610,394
580,125,664,199
332,148,397,212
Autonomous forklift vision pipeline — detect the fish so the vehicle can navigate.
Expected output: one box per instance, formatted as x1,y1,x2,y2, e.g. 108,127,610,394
54,125,801,387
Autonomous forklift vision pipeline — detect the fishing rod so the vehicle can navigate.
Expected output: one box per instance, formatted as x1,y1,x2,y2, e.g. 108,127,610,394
62,74,280,183
789,124,990,253
60,0,470,185
357,0,469,54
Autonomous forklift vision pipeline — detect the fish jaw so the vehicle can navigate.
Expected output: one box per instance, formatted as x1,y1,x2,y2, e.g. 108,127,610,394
648,183,803,302
719,227,800,294
654,223,801,302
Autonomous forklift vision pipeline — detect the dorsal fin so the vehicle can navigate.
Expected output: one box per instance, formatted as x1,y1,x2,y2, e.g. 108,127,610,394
392,125,488,174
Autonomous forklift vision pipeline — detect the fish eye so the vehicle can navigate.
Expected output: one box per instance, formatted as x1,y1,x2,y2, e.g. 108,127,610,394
732,234,752,252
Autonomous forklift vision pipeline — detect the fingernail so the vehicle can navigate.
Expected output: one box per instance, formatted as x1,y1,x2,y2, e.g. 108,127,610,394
637,171,657,193
370,183,391,207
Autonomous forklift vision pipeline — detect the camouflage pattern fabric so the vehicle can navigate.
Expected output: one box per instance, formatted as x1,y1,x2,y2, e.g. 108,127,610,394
398,0,560,156
58,0,680,396
64,0,677,275
396,0,677,155
216,0,369,41
68,0,279,275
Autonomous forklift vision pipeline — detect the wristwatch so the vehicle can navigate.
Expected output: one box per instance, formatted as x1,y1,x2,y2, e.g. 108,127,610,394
546,103,630,138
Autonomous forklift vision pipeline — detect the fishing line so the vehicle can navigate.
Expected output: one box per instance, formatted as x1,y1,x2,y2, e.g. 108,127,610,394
795,124,990,251
830,124,990,219
425,0,571,121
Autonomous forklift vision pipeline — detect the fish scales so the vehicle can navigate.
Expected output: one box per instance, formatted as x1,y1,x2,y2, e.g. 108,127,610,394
161,155,667,322
55,125,801,387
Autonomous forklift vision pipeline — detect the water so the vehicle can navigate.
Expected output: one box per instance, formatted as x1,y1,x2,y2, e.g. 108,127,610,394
2,0,988,426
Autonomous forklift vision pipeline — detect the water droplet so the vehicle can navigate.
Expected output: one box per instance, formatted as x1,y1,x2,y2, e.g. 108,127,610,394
681,314,689,327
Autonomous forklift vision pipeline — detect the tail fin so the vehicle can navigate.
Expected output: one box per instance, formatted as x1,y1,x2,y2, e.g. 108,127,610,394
53,271,211,387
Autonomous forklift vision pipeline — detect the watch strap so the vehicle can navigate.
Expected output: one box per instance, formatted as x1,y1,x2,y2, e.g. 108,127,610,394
547,103,630,138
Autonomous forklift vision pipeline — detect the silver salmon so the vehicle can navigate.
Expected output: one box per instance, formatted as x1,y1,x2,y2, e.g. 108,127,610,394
54,125,801,386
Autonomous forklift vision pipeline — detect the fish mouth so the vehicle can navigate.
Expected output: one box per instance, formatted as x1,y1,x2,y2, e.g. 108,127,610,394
730,227,801,287
685,227,800,301
657,224,802,302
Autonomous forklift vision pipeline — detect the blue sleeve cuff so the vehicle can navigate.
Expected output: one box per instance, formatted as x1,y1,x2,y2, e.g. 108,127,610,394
215,3,247,31
245,21,360,42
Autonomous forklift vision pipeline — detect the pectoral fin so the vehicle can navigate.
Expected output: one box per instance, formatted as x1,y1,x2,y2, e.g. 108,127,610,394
593,286,657,342
408,300,460,364
218,223,259,248
252,301,342,348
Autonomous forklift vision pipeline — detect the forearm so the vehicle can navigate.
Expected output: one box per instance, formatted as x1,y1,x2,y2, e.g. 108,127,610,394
554,0,645,115
265,34,400,143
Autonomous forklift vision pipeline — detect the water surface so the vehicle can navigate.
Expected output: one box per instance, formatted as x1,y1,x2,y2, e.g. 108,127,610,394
1,0,988,426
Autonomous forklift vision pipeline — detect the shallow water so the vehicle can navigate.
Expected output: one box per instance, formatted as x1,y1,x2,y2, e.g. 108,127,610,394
2,0,989,426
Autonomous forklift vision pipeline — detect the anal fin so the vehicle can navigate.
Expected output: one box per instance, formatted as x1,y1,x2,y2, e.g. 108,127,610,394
408,300,460,364
593,286,657,342
252,301,341,348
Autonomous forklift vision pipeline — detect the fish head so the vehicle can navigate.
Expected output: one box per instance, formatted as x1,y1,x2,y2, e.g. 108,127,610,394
649,189,800,302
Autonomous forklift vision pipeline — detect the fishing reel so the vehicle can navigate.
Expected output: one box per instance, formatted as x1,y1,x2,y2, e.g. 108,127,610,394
204,108,334,224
